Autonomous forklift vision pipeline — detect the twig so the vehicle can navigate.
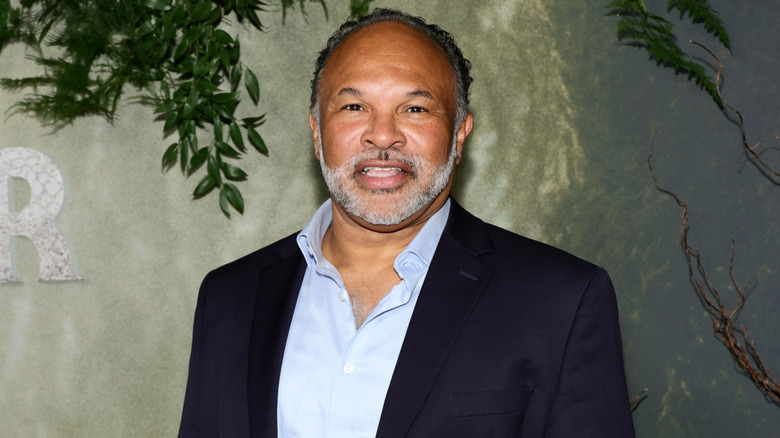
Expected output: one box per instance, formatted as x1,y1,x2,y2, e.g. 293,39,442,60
647,112,780,405
691,41,780,177
630,388,649,412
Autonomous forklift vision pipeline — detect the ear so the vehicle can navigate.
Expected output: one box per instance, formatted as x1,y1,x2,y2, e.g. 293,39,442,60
454,112,474,165
309,111,320,160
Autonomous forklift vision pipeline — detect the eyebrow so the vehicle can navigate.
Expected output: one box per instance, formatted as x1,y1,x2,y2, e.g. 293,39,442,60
336,87,361,97
408,89,437,103
333,87,439,103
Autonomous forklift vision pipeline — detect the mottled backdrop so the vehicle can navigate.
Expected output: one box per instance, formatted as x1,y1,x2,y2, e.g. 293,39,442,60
1,0,779,436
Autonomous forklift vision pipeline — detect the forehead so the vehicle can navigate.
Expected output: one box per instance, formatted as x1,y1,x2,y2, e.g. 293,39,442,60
320,21,456,98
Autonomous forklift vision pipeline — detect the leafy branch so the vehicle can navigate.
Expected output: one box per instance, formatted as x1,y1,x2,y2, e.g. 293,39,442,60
668,0,729,48
0,0,372,217
606,0,730,108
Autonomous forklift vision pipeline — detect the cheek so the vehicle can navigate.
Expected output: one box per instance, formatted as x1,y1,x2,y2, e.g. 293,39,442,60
406,124,454,161
320,129,358,168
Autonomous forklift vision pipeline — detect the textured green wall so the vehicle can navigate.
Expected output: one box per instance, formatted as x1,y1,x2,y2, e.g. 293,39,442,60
1,0,779,436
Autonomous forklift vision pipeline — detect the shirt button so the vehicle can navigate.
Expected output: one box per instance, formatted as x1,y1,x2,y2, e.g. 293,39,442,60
307,246,314,256
339,291,347,302
343,363,354,374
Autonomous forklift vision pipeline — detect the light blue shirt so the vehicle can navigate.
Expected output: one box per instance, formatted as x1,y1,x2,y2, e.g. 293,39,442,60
277,198,451,438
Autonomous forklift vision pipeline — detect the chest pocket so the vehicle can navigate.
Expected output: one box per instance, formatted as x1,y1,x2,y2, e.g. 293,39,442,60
449,386,535,417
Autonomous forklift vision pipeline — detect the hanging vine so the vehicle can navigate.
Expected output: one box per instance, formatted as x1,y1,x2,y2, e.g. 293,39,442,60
0,0,374,217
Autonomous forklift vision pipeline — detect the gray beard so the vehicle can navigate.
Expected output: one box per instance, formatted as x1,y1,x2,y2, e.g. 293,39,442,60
318,131,458,226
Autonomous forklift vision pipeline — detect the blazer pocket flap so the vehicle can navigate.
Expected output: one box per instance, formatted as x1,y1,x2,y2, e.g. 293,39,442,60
450,386,534,417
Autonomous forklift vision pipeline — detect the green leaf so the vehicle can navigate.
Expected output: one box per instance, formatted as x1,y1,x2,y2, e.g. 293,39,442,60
182,102,195,118
193,174,218,197
202,104,215,123
138,17,158,36
242,114,266,127
155,101,176,114
173,34,195,60
182,26,206,45
219,188,231,217
170,4,188,23
220,50,231,70
204,36,218,59
172,85,189,103
243,6,263,30
222,182,244,214
160,82,171,101
193,57,209,77
163,111,179,132
189,147,209,173
247,126,268,155
207,154,221,182
186,119,197,137
162,142,178,169
188,131,199,151
667,0,730,49
215,29,234,45
180,138,189,171
214,118,223,141
349,0,372,18
230,64,242,92
211,92,238,103
215,140,240,157
221,162,248,180
245,68,259,104
196,78,221,94
191,0,213,22
229,121,245,151
208,5,223,24
214,103,233,120
230,37,241,62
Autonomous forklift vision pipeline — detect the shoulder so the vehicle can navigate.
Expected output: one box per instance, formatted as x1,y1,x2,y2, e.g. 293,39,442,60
192,231,302,325
442,199,613,318
206,231,301,282
487,222,598,277
446,199,600,280
197,232,302,306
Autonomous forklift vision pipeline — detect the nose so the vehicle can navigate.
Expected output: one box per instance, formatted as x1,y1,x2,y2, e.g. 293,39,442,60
361,111,405,150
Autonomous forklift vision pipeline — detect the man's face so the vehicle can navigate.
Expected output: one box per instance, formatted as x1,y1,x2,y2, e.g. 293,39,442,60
310,21,473,228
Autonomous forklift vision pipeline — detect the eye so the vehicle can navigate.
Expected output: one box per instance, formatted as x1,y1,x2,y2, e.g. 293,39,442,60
343,103,364,111
406,106,427,113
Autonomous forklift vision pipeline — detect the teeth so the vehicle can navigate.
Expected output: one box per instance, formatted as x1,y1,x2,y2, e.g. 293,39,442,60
361,167,404,177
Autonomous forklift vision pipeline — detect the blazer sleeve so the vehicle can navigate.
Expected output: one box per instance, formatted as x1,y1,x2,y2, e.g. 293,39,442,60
544,268,635,437
178,273,211,438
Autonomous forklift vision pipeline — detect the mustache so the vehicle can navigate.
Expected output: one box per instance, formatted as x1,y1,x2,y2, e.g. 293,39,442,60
344,148,420,170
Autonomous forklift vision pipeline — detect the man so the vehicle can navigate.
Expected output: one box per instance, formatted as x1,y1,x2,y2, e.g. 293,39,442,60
178,8,635,438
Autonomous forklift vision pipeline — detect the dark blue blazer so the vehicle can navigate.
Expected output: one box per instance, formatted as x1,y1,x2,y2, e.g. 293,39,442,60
178,199,635,437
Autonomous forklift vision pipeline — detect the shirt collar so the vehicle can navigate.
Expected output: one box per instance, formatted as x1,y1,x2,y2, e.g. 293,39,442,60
296,198,451,270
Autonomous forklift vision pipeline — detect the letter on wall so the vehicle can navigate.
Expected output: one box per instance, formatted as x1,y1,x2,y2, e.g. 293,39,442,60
0,148,80,282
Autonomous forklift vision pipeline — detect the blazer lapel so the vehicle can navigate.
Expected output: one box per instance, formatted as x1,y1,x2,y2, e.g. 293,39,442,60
245,242,306,438
376,200,495,437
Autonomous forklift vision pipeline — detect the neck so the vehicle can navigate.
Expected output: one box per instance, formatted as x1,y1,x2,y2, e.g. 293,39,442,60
320,196,447,329
322,202,429,270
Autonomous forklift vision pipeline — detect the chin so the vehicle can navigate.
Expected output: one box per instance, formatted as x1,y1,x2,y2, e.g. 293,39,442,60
341,189,443,227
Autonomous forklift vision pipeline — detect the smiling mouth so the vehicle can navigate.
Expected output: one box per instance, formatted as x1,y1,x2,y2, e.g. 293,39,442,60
360,166,405,177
